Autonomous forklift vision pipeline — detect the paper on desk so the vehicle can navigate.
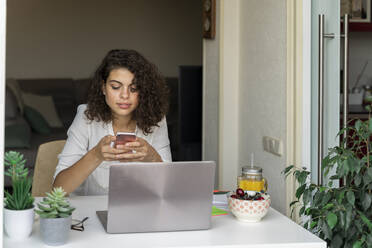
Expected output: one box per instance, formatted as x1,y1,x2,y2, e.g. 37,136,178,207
212,206,228,216
213,191,229,202
213,191,229,211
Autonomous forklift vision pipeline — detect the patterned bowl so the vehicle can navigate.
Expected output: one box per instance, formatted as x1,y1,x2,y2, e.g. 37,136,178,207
228,194,271,222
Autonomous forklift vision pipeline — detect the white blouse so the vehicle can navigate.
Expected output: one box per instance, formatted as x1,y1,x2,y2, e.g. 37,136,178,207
54,104,172,195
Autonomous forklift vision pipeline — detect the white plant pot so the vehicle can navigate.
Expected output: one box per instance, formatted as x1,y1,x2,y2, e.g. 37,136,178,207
4,206,35,240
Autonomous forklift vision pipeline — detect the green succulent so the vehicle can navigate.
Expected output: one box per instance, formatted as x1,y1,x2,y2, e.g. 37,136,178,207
4,151,28,181
35,187,75,218
4,151,34,210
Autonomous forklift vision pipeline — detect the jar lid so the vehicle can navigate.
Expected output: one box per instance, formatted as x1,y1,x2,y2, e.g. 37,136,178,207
242,166,262,175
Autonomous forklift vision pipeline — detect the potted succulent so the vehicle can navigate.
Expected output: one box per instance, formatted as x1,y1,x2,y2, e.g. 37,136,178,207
35,187,75,246
283,113,372,247
3,151,35,240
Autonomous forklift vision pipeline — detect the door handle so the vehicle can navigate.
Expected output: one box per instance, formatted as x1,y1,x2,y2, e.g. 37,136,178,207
317,14,349,186
317,14,335,186
341,14,349,146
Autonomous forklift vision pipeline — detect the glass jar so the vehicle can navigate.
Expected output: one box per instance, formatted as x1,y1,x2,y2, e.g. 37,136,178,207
237,166,268,192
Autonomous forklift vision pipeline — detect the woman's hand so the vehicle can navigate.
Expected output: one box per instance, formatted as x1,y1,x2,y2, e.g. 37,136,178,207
92,135,129,162
116,137,162,162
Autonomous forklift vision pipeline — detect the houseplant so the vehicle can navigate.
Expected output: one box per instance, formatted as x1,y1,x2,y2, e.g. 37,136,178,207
35,187,75,246
3,151,35,240
283,114,372,247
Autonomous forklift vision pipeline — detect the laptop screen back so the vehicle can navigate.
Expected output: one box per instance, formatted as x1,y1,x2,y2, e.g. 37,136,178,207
106,161,215,233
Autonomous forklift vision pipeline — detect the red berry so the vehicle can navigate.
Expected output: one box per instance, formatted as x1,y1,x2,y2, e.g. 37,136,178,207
231,194,237,199
257,197,264,200
236,188,245,198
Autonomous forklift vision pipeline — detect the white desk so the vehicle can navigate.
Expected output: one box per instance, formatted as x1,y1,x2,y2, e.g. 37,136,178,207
4,196,326,248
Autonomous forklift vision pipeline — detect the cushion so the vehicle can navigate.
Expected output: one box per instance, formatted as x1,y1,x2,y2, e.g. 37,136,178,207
6,78,25,115
23,105,52,135
21,92,63,128
5,86,19,120
5,117,32,148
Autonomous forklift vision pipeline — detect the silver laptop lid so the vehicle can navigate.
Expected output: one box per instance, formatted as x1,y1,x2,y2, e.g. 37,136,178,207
107,161,215,233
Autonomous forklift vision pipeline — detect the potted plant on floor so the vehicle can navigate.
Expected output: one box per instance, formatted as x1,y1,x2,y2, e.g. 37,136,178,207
283,114,372,247
3,151,35,240
35,187,75,246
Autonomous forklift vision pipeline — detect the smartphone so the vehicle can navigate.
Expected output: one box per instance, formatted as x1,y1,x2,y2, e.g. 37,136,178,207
115,132,136,148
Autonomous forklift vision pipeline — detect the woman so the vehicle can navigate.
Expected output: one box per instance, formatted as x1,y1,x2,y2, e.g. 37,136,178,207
53,49,171,195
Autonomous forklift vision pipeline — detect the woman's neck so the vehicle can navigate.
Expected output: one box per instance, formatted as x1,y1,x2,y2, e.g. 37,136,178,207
112,116,136,133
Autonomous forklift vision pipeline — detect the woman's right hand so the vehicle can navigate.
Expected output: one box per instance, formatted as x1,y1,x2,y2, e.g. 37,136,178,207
93,135,127,162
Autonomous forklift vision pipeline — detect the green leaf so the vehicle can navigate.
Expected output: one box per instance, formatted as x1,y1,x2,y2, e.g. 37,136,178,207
346,205,353,230
339,211,346,228
303,188,312,206
295,184,306,199
338,190,346,204
310,221,317,229
355,120,362,132
299,206,305,216
330,234,343,248
355,219,364,233
305,207,313,215
354,173,362,186
347,226,357,241
347,191,355,205
353,241,362,248
37,203,52,212
327,212,338,229
361,234,366,243
322,218,332,240
348,157,358,173
369,118,372,134
58,212,71,218
321,193,332,206
366,235,372,248
57,206,72,213
289,200,299,207
363,173,372,185
355,159,363,174
314,191,324,206
362,193,371,211
282,165,294,176
323,203,334,210
368,167,372,178
298,171,310,185
303,221,309,229
343,159,350,175
358,211,372,232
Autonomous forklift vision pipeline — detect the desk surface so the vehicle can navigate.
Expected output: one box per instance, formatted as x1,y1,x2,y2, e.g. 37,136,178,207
4,196,326,248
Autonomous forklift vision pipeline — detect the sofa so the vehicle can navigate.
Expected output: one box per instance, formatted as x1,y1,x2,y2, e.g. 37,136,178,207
5,77,179,187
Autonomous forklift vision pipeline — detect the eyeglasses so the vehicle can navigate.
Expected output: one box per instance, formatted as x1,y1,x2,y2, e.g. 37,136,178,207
71,217,89,231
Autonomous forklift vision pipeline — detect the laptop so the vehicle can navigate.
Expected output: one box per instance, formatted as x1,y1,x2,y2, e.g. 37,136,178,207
96,161,216,233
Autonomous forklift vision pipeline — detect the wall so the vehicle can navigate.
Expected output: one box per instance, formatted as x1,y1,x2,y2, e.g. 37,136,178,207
238,0,287,214
349,32,372,89
204,0,288,214
6,0,202,78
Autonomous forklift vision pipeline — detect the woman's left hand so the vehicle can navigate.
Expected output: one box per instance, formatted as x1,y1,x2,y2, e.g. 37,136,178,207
115,137,161,162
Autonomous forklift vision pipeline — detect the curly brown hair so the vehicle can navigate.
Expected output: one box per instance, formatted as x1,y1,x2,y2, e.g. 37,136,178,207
85,49,169,135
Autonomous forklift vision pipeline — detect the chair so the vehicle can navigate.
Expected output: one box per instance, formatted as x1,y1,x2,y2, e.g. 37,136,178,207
32,140,66,197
